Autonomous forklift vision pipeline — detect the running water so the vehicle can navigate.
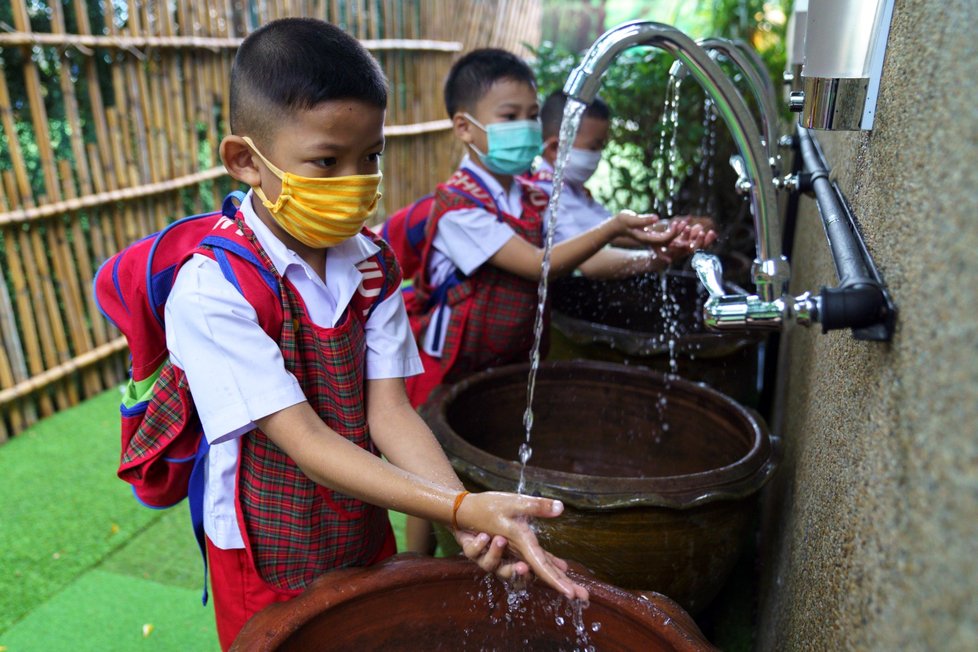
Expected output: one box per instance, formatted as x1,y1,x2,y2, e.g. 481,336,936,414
653,73,684,218
696,97,719,216
518,99,586,494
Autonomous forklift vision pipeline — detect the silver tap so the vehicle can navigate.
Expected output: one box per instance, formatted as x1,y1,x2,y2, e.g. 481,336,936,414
564,20,790,306
692,253,819,329
695,37,781,169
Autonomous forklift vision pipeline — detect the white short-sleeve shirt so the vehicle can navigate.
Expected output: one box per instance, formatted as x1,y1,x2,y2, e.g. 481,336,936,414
532,159,612,243
165,190,422,549
422,156,540,356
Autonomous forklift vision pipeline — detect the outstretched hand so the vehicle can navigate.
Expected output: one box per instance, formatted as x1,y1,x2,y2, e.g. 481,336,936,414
661,217,718,260
612,210,681,248
452,491,589,603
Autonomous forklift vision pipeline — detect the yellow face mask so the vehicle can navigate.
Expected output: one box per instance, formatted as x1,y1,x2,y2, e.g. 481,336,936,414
242,136,382,248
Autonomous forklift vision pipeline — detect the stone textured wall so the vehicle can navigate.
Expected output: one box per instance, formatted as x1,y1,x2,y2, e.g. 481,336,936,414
756,0,978,649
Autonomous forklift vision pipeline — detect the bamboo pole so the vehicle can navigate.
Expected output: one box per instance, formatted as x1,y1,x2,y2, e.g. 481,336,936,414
0,166,228,226
11,0,63,205
0,31,464,51
0,337,128,409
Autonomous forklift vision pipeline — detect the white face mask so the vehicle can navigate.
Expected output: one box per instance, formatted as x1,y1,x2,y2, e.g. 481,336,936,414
561,147,602,185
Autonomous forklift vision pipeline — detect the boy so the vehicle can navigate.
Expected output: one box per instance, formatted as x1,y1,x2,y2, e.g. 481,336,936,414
164,19,586,649
403,49,706,553
531,90,717,277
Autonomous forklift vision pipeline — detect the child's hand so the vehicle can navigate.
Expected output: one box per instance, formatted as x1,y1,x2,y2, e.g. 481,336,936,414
662,218,718,261
453,491,589,602
612,210,682,247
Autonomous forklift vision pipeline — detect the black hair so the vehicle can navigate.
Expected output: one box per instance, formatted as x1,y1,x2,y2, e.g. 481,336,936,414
540,91,611,139
443,48,537,118
229,18,388,142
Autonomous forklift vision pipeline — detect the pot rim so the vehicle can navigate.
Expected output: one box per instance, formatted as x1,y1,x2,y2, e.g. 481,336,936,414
231,556,715,651
422,360,780,510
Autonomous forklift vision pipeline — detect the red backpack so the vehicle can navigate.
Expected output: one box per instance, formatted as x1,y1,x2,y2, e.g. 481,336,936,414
378,193,434,281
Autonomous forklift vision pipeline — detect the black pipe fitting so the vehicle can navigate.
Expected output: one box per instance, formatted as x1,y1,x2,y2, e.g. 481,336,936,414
819,284,887,333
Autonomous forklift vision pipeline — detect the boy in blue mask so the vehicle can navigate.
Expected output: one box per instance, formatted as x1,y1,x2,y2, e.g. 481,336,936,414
158,22,587,648
403,48,696,553
529,90,717,276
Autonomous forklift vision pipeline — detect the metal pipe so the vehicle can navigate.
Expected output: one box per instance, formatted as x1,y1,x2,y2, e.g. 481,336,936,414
796,126,874,287
795,125,892,335
563,20,788,301
698,37,781,165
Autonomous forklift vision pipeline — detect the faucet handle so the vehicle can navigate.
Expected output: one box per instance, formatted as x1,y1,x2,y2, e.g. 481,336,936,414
691,252,727,298
728,154,752,194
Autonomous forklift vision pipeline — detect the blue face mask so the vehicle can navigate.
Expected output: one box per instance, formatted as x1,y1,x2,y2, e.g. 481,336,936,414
464,113,542,175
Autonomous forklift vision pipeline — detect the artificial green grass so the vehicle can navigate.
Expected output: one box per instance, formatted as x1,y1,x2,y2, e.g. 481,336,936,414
0,389,165,634
0,570,219,651
0,386,411,650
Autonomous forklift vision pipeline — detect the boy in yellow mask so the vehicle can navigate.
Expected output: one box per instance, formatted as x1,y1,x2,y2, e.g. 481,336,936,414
164,18,587,649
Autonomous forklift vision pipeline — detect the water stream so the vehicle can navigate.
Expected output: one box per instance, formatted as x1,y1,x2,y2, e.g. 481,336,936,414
518,99,586,494
696,97,719,216
654,74,684,218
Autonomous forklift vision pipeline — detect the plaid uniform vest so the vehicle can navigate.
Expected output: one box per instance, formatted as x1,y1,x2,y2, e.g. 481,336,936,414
410,168,550,383
232,219,399,591
142,214,399,592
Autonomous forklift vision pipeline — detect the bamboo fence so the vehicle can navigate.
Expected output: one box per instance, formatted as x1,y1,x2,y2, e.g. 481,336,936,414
0,0,542,439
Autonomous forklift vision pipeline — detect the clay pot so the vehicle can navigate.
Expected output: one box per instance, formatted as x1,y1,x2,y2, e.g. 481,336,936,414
548,270,764,406
422,361,779,613
232,555,716,651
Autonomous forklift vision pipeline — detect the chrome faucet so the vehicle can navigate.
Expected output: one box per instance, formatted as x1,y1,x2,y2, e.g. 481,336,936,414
692,252,818,330
693,38,781,170
563,20,792,326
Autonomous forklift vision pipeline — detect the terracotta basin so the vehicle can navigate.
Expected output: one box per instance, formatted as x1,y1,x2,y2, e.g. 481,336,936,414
548,270,764,406
232,555,716,651
422,361,779,613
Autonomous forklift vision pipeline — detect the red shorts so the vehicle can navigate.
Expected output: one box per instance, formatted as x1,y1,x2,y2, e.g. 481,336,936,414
208,524,396,651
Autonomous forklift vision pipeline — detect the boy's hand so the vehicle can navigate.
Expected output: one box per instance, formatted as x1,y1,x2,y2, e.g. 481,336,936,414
453,491,589,603
611,210,682,247
662,217,718,261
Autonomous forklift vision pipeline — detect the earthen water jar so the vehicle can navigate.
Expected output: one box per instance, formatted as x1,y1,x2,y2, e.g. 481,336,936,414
422,360,779,613
547,270,765,407
231,555,716,651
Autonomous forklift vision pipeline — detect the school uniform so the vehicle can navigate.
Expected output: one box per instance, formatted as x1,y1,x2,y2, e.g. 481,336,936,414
165,190,422,648
526,159,612,242
404,155,550,407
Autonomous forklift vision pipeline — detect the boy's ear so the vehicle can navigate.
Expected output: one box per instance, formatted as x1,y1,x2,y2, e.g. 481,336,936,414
452,113,474,144
220,135,261,187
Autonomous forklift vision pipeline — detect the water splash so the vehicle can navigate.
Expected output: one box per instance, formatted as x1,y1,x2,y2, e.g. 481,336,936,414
518,99,586,494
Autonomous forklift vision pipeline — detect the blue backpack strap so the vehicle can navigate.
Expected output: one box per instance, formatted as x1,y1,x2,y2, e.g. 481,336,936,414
457,167,504,219
187,433,211,605
405,194,434,252
187,189,249,606
222,190,247,218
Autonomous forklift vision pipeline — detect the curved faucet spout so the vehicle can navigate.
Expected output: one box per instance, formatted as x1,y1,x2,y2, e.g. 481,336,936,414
697,37,781,167
563,20,788,302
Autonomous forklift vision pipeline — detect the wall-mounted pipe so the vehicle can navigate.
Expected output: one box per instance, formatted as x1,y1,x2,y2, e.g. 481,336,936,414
795,125,895,338
694,127,896,340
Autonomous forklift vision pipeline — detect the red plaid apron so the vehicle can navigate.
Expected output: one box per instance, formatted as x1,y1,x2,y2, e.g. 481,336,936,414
406,168,550,406
233,220,401,591
139,215,401,593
